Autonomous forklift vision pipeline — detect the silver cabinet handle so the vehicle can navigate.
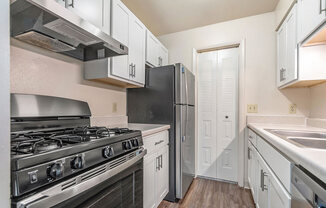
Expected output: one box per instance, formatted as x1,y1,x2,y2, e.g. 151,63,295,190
160,155,163,169
260,169,268,191
248,147,251,160
64,0,74,8
155,140,164,145
133,64,136,77
280,68,286,81
320,0,326,14
129,64,133,76
156,156,160,171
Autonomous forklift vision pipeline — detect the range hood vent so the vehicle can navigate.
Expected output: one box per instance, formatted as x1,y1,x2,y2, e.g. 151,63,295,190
10,0,128,61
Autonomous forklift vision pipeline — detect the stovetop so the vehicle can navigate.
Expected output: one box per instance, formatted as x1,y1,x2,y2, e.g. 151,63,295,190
11,126,133,156
11,126,141,171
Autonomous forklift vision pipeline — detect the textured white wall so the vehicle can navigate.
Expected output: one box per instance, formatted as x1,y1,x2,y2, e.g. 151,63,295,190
0,0,10,206
11,39,127,118
310,83,326,119
159,12,311,117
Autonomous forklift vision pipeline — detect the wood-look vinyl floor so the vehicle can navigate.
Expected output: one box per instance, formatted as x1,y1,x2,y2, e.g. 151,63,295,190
158,178,255,208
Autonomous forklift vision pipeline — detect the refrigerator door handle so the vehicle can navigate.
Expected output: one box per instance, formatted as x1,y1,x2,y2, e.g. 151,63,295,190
185,68,189,143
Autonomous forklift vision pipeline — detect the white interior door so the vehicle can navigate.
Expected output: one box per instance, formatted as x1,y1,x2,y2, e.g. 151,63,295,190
198,51,218,178
198,47,239,182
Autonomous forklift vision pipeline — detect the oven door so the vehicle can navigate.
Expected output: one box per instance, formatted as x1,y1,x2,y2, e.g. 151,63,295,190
14,148,146,208
55,160,143,208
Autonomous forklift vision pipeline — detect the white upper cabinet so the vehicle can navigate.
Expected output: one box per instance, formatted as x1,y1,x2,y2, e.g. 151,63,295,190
128,16,146,84
83,0,168,87
276,2,326,88
277,24,287,87
54,0,110,34
111,0,130,80
277,4,298,88
158,44,169,66
146,31,159,67
297,0,326,44
146,30,169,67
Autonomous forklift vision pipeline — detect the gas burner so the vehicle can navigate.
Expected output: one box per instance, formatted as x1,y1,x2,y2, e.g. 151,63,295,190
86,126,111,139
110,128,132,134
53,135,88,144
33,139,63,153
11,138,63,154
69,126,112,139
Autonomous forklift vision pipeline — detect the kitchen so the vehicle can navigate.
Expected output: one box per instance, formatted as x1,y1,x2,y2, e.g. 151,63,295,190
1,0,326,207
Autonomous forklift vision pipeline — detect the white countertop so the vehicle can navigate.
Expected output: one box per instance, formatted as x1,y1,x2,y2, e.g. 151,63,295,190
118,123,170,137
248,123,326,182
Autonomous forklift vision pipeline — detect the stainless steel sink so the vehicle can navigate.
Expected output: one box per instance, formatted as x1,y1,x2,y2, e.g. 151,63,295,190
265,129,326,149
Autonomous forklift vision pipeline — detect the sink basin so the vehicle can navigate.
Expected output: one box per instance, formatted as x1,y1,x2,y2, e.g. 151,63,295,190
266,129,326,139
287,137,326,149
265,129,326,149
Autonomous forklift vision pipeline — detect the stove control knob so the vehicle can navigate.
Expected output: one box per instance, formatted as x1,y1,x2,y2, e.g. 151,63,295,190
123,141,131,150
48,162,64,179
131,139,139,147
71,156,84,169
103,146,114,158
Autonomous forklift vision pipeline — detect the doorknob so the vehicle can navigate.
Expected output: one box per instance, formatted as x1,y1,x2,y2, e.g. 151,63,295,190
225,116,229,119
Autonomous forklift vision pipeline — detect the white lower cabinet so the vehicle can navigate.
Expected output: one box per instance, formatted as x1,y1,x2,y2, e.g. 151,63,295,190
144,153,158,208
247,128,291,208
248,141,257,202
143,131,169,208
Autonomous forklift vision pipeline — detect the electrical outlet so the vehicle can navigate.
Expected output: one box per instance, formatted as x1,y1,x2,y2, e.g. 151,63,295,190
289,104,297,114
112,102,117,113
247,104,258,113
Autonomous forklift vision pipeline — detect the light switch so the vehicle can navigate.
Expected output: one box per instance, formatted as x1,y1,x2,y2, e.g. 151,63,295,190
247,104,258,113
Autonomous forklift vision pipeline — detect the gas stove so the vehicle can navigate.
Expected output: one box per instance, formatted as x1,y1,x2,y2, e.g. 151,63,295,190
10,94,145,208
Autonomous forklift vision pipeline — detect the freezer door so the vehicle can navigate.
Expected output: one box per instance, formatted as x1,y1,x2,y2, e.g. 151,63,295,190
186,68,195,106
175,64,195,106
175,105,195,199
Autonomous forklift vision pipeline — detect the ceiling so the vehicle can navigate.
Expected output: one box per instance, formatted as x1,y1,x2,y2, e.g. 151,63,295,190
121,0,280,36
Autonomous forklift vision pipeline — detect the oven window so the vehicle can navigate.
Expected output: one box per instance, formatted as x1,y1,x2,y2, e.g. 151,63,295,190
54,160,143,208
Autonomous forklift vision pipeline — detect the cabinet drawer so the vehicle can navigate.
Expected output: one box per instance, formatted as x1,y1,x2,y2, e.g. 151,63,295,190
248,129,257,147
143,131,169,155
256,136,291,192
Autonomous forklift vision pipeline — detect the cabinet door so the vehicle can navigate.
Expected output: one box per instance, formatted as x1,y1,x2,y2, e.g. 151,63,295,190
248,142,257,203
129,16,146,84
269,173,291,208
298,0,326,43
156,146,169,204
111,0,130,80
143,153,157,208
146,31,159,67
54,0,109,34
158,45,168,66
257,155,269,208
285,5,298,84
277,24,287,87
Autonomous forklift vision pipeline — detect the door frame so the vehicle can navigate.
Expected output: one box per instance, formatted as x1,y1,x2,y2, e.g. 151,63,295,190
0,0,11,206
193,39,246,187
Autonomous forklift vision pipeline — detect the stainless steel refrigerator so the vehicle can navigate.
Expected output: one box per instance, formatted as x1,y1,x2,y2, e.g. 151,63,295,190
127,63,195,202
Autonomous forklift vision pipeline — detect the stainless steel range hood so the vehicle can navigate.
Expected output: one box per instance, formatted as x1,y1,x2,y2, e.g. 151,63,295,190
10,0,128,61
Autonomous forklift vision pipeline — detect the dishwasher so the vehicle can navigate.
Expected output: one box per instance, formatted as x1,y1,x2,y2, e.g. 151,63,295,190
292,165,326,208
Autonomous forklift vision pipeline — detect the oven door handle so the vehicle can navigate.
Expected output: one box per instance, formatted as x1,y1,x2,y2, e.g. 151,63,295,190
16,148,147,208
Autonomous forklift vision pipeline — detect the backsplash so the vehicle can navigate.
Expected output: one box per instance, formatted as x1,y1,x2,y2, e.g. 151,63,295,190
10,39,127,117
